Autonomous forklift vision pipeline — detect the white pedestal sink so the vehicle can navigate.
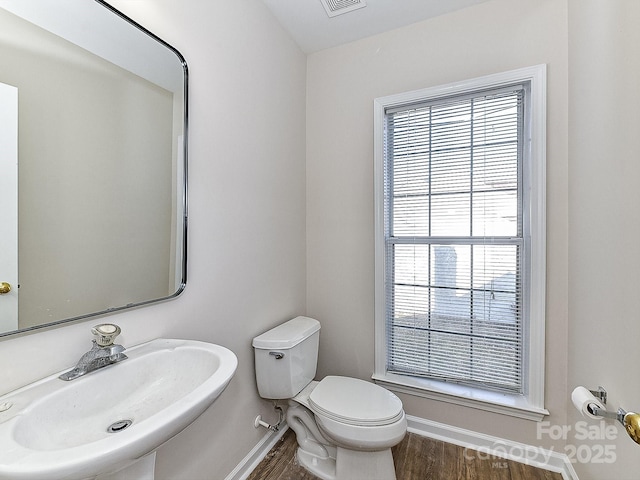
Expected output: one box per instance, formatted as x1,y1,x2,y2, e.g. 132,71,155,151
0,338,238,480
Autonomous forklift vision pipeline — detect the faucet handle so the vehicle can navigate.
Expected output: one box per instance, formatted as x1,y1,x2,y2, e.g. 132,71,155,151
92,323,121,346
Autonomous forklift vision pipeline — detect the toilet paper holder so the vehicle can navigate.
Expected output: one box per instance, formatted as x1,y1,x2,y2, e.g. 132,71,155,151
588,386,607,405
586,386,622,420
584,386,640,445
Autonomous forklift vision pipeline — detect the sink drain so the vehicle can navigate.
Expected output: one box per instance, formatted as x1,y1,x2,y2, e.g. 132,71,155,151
107,419,133,433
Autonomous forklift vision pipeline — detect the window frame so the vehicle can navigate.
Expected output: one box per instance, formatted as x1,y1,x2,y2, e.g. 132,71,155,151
373,65,548,421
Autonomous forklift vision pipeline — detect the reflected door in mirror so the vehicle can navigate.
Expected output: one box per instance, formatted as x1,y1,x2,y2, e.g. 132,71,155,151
0,82,18,332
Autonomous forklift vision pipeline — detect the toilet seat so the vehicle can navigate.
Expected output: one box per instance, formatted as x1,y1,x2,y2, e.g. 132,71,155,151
309,376,404,427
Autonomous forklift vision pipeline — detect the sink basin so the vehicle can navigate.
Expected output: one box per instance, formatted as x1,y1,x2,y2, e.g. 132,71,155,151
0,338,238,480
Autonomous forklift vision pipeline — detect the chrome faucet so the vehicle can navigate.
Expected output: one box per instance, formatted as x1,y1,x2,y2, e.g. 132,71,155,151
59,324,128,381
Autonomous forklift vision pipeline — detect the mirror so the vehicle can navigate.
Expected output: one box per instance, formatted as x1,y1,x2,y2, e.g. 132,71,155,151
0,0,188,337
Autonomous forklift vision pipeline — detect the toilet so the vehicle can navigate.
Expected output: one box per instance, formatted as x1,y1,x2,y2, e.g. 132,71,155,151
252,316,407,480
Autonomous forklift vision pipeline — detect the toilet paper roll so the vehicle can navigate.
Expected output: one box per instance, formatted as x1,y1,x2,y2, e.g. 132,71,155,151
571,386,605,419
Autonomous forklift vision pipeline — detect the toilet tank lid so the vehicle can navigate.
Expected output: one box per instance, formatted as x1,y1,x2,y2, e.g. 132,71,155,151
252,316,320,349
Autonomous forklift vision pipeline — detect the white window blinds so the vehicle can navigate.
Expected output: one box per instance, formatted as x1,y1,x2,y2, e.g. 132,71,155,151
383,85,526,394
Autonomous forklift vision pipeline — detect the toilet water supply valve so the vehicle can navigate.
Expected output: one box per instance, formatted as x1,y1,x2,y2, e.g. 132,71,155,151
254,405,284,432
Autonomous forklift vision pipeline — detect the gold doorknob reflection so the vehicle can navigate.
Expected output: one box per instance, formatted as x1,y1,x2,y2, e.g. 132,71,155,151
0,282,11,294
624,412,640,445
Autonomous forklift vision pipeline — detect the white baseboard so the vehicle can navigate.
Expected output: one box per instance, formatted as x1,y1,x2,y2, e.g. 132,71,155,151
227,416,579,480
406,415,579,480
223,425,289,480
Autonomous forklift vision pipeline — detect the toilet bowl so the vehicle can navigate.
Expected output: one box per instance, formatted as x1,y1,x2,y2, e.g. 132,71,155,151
252,317,407,480
308,376,406,450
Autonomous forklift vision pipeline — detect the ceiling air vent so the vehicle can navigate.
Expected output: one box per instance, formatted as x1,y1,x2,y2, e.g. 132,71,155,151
320,0,367,18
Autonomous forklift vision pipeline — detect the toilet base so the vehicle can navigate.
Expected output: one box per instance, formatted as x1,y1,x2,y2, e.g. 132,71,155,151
296,446,397,480
296,447,336,480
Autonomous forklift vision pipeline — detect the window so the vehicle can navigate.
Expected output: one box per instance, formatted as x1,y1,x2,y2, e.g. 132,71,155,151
373,66,547,420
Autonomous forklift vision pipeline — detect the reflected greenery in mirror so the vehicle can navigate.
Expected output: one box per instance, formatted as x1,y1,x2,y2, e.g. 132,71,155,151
0,0,188,336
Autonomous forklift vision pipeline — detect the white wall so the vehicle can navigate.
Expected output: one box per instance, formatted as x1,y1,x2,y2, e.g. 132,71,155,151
0,0,307,479
306,0,569,451
568,1,640,478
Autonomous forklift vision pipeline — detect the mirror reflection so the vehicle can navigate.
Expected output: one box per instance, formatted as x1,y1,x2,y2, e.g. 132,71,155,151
0,0,187,336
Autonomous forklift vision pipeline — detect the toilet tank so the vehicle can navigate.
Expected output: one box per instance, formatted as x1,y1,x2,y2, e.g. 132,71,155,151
252,316,320,399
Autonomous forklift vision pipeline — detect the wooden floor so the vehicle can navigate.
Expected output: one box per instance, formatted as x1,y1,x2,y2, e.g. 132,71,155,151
247,429,564,480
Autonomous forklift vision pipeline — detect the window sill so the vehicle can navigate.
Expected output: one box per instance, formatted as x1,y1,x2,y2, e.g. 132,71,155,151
372,373,549,422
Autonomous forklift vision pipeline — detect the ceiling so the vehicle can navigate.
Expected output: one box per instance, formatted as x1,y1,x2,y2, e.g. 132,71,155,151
261,0,490,54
